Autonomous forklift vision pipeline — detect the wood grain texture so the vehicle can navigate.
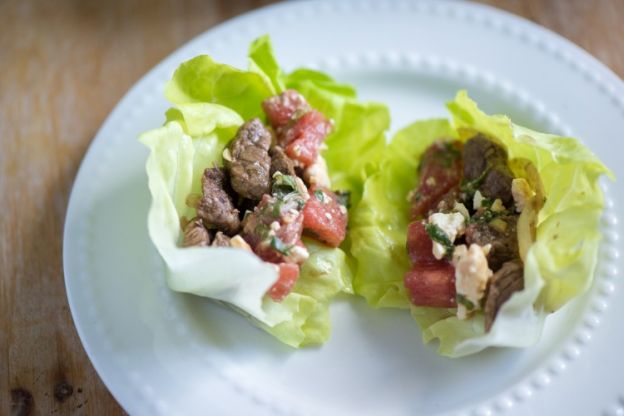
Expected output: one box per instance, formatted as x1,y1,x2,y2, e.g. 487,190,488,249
1,0,622,414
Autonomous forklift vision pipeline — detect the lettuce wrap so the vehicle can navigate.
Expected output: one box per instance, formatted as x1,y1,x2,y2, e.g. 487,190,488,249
140,36,389,347
351,91,612,357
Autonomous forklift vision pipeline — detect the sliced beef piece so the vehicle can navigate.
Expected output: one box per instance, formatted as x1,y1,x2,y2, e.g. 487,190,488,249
482,168,513,206
196,167,240,235
181,217,211,247
269,146,296,177
463,134,507,180
465,215,519,271
434,187,461,214
462,134,514,206
226,118,272,200
484,260,524,331
211,231,231,247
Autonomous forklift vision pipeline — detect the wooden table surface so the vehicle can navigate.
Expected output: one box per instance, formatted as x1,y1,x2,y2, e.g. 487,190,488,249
2,0,623,414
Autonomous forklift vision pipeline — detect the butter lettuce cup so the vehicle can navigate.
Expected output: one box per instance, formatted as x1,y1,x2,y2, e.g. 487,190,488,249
351,91,613,357
140,36,389,347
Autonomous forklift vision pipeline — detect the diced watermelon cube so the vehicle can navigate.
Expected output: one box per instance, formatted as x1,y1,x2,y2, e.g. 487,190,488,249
268,263,300,302
302,186,347,247
404,263,456,308
406,220,439,265
283,110,332,167
262,90,310,128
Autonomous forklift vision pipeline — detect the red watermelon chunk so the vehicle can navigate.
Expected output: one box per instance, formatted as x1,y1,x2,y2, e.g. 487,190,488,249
284,111,332,167
404,263,457,308
410,141,463,219
302,186,347,247
262,89,310,128
268,263,300,302
406,220,439,265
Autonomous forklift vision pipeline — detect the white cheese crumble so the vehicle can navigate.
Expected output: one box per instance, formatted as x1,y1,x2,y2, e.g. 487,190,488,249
511,178,535,213
288,244,310,263
230,235,253,252
293,176,310,201
453,202,470,219
428,212,466,260
473,190,485,210
425,176,437,187
490,198,505,212
303,155,331,188
452,244,493,319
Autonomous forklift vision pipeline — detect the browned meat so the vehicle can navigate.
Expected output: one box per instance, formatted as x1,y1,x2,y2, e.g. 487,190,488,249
196,167,240,235
225,119,272,200
465,215,519,271
269,146,296,177
462,134,513,206
434,187,461,214
181,217,211,247
482,168,513,206
484,260,524,331
211,231,231,247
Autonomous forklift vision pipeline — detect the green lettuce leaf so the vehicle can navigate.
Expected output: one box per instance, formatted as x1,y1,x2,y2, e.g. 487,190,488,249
351,91,612,356
141,36,388,347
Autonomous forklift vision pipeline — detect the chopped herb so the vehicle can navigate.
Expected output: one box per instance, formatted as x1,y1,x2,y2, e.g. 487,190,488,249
270,236,292,256
271,199,284,217
334,190,351,208
314,189,325,202
271,173,299,199
469,205,508,224
456,293,476,310
254,223,270,240
412,191,422,202
424,223,455,258
460,167,490,197
481,198,493,208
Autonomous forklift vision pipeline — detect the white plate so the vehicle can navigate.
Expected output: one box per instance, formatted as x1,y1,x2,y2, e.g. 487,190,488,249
63,1,623,415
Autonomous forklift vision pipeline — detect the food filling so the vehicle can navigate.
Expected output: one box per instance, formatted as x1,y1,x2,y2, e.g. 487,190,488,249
181,90,348,301
405,133,538,331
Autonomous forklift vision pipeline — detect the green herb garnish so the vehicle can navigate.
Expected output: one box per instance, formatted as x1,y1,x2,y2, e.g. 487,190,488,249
270,236,292,256
460,168,490,197
424,223,455,258
271,173,299,199
314,189,325,202
456,293,476,310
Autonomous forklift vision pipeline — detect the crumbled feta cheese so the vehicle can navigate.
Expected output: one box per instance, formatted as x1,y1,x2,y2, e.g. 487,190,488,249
511,178,535,213
425,176,437,187
222,147,233,162
282,209,300,224
473,190,485,210
288,244,310,263
452,244,493,319
230,235,253,252
293,176,310,201
428,212,466,260
338,204,347,215
453,202,470,219
303,156,331,188
324,212,333,220
270,221,281,232
490,198,505,212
